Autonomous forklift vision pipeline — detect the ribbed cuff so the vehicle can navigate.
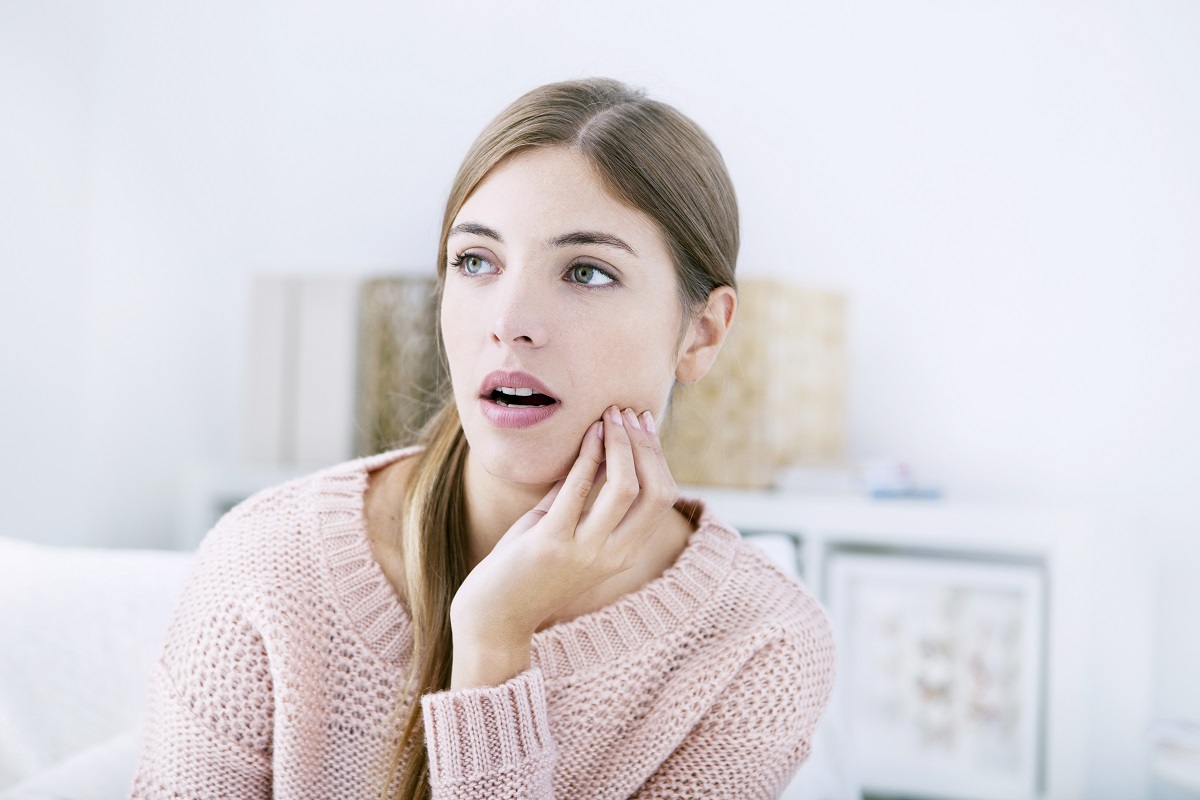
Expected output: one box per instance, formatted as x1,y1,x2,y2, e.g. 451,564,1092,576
421,667,558,787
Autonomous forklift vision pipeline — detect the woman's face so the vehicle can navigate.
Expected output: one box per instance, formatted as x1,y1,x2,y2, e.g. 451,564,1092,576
441,145,686,485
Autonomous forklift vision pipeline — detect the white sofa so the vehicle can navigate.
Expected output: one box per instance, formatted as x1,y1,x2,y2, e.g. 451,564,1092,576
0,536,193,799
0,533,856,800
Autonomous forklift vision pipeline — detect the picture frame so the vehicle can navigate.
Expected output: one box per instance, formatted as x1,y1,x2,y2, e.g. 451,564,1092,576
825,550,1046,800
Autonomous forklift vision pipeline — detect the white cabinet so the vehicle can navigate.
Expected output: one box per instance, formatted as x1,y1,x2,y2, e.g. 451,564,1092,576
690,487,1146,800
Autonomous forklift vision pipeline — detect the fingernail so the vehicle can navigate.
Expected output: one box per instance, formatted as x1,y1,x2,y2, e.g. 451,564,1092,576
642,411,656,435
608,405,624,426
596,420,605,441
625,408,641,430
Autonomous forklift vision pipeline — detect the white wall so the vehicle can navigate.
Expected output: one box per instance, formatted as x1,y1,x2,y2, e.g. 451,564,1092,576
0,1,96,547
3,0,1197,795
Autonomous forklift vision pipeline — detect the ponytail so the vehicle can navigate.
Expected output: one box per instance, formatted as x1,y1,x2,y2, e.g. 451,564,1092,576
378,400,471,800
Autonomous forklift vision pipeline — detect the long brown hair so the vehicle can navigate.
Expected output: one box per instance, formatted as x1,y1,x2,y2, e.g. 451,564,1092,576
379,76,740,799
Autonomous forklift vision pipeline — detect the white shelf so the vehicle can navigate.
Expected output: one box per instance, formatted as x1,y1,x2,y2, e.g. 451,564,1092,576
681,485,1138,800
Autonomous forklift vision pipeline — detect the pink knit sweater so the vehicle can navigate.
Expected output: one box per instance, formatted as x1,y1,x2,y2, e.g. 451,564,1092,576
130,446,836,799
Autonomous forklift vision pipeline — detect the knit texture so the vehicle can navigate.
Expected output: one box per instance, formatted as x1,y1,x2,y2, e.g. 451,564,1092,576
129,446,836,799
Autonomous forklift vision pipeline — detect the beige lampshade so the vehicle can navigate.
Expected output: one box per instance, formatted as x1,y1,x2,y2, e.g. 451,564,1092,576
660,278,847,488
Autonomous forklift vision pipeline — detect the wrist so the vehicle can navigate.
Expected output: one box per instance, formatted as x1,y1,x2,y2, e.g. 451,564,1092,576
450,633,532,691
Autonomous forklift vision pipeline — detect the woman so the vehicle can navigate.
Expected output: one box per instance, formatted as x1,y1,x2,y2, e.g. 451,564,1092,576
131,76,836,800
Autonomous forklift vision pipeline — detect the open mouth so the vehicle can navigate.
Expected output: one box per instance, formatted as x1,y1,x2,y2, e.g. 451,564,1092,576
487,388,558,408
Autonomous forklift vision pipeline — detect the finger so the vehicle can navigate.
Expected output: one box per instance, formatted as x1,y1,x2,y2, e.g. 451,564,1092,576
502,504,551,540
493,478,562,544
583,460,608,516
606,409,679,551
540,459,607,519
639,410,677,493
541,419,606,530
576,405,640,545
534,478,564,514
627,408,672,488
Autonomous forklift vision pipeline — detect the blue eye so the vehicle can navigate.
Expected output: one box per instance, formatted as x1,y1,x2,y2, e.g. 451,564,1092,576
567,263,616,287
449,252,497,276
449,251,618,288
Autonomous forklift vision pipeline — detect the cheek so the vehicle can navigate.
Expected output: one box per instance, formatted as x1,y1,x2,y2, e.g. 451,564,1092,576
572,312,676,412
440,289,481,376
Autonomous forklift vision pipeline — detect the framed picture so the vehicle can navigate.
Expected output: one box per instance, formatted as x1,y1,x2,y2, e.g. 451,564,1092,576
825,550,1045,800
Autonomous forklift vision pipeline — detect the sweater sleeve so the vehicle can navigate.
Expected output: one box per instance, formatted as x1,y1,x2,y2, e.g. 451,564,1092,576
634,624,837,800
420,667,559,800
128,526,275,800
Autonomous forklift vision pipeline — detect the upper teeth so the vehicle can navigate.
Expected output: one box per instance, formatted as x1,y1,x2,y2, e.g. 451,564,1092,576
496,387,535,396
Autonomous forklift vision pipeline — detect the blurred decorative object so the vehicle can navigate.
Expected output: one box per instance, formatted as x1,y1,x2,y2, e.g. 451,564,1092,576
354,276,445,455
1150,720,1200,751
661,278,847,488
772,463,862,496
826,551,1045,800
771,457,943,499
240,273,444,469
859,456,943,500
1149,720,1200,797
241,276,361,467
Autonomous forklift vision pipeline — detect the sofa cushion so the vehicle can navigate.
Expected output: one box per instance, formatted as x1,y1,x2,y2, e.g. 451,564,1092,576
0,537,193,790
0,728,142,800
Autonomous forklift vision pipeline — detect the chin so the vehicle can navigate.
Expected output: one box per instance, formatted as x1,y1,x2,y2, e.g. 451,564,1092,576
479,446,573,486
463,424,576,486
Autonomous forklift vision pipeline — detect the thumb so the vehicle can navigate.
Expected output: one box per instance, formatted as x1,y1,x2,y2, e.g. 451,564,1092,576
501,479,564,540
535,479,565,514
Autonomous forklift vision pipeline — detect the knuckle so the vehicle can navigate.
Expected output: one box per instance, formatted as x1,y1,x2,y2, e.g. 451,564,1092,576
569,479,594,503
613,480,639,504
601,549,630,574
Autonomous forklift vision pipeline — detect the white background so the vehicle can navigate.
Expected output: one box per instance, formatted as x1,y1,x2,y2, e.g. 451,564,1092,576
2,1,1196,796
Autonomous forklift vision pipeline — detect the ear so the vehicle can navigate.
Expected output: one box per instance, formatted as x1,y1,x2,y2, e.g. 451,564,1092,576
675,286,737,385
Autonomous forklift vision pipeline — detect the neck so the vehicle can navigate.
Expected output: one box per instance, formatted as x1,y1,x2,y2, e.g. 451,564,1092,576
462,451,541,567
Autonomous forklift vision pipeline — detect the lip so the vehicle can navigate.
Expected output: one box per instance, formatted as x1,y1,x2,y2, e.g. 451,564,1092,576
478,370,560,401
478,396,561,429
477,369,561,430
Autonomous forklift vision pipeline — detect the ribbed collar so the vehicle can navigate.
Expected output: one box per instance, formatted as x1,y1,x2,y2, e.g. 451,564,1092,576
317,447,740,679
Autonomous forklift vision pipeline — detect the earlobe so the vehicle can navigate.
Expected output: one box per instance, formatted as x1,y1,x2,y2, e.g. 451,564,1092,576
674,286,737,385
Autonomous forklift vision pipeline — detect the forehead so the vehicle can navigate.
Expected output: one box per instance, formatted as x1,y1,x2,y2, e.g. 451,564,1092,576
454,147,671,261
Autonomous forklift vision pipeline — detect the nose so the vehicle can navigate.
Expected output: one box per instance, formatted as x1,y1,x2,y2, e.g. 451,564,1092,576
489,268,550,348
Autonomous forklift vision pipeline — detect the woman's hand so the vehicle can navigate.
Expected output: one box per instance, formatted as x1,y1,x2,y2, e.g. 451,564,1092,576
447,404,679,690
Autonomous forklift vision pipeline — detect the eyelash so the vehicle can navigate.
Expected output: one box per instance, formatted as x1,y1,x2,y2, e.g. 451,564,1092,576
447,251,619,288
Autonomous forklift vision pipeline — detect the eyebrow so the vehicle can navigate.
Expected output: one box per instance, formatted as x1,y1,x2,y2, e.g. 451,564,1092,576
447,222,639,258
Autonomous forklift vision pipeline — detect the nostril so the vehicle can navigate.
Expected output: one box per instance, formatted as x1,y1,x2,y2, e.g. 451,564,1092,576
490,312,546,346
